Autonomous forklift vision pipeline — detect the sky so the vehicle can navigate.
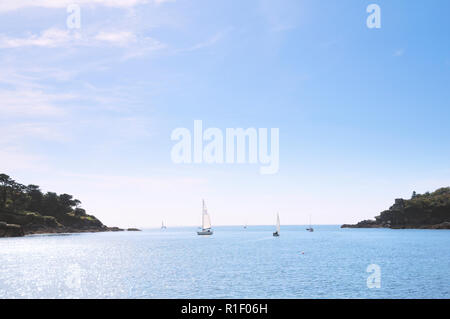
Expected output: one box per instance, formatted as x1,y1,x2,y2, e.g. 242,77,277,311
0,0,449,228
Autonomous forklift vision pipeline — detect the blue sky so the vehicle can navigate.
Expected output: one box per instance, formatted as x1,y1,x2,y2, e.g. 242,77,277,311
0,0,449,227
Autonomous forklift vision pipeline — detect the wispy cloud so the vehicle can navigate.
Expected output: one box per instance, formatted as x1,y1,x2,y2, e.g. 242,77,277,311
0,146,46,171
94,31,137,46
0,29,72,48
0,122,67,144
0,28,164,51
0,0,175,13
178,28,232,53
0,89,73,117
0,68,47,89
121,38,166,60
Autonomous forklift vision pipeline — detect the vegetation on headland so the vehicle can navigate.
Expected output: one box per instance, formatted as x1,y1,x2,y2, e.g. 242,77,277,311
0,173,123,237
342,187,450,229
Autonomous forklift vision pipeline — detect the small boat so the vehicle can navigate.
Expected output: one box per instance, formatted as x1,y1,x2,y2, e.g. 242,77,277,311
197,199,213,236
273,213,280,237
161,220,167,230
306,215,314,232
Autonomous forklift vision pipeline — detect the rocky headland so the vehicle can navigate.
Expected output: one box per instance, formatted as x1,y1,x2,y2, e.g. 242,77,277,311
0,173,128,237
342,187,450,229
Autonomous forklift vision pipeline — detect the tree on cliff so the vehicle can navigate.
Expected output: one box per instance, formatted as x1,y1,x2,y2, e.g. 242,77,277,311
0,173,107,236
0,174,13,210
0,173,85,217
26,184,43,212
344,187,450,229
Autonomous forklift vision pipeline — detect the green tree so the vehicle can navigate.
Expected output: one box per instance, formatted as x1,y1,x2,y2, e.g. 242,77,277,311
42,192,60,217
0,174,12,210
74,207,87,216
58,194,77,213
10,182,27,213
26,184,43,212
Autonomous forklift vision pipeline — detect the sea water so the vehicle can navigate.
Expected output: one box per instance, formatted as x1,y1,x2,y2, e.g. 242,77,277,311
0,225,449,298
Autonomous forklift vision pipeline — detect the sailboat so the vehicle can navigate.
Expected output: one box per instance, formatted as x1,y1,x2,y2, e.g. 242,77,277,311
273,213,280,237
161,220,167,229
197,199,213,236
306,215,314,232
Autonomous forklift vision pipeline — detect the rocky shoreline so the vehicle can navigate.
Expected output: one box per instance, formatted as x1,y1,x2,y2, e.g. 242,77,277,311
0,210,127,238
0,222,24,237
0,218,143,238
341,188,450,230
0,219,145,238
341,221,450,229
0,221,128,237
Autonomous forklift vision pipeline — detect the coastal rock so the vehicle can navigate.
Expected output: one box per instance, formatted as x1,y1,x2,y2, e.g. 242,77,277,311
342,187,450,229
127,228,141,231
341,220,382,228
0,222,25,237
428,222,450,229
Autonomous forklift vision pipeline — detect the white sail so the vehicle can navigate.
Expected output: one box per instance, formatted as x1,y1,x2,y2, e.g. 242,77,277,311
202,199,212,230
276,213,280,233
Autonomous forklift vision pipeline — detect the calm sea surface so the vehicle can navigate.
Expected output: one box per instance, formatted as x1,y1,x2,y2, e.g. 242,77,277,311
0,225,449,298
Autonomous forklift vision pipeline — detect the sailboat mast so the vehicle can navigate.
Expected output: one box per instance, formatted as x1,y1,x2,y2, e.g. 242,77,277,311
197,199,213,235
200,199,212,230
276,213,280,233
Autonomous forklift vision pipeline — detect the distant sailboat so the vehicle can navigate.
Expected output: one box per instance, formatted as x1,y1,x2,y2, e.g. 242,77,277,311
197,199,213,236
161,220,167,229
273,213,280,237
306,215,314,232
